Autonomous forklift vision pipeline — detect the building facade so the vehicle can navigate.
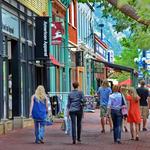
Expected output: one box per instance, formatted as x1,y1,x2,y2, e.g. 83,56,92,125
0,0,49,120
77,2,94,94
68,0,77,89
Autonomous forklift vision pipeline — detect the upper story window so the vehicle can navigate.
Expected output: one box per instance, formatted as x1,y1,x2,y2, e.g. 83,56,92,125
71,2,75,27
21,20,25,38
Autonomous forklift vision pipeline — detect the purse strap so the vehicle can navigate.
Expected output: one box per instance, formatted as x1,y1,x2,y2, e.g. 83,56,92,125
121,94,125,106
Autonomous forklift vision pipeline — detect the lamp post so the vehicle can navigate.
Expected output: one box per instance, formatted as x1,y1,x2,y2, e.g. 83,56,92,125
99,23,104,40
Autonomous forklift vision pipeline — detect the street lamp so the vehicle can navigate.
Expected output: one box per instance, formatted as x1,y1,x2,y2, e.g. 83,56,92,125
99,23,104,40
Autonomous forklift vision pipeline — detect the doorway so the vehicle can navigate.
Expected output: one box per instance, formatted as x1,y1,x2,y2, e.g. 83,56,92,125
3,37,18,119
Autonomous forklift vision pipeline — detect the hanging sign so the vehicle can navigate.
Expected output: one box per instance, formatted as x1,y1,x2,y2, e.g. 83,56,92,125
51,22,64,45
35,17,49,60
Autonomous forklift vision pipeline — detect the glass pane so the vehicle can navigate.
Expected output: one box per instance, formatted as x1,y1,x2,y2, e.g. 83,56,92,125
21,20,25,38
21,64,26,116
3,61,7,119
21,43,26,59
27,24,33,41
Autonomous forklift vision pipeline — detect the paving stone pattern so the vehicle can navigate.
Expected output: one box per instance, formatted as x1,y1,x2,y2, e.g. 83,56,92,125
0,109,150,150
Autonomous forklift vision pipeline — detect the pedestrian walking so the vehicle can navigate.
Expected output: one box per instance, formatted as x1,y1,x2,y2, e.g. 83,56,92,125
119,85,128,132
67,81,84,144
29,85,48,144
97,80,113,133
107,85,123,144
136,80,150,131
126,87,141,141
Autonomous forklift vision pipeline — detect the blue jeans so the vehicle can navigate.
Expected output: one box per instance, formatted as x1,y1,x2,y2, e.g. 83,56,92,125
34,120,45,142
111,109,123,142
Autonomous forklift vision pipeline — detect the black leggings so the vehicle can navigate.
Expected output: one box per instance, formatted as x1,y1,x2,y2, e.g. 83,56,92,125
70,110,83,141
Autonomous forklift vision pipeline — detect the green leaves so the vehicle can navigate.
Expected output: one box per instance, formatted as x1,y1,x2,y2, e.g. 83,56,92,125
112,37,139,81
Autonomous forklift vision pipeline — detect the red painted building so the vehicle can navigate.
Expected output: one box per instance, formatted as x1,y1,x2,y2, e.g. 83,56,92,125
68,0,79,89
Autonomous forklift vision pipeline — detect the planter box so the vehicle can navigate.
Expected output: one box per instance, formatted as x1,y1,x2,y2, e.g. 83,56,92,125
13,117,23,129
0,122,4,135
22,118,33,128
3,120,13,134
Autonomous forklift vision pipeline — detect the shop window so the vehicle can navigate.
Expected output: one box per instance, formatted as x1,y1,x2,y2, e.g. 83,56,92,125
21,43,26,59
76,51,84,66
28,46,33,60
71,1,75,26
27,24,33,41
21,20,25,38
21,64,26,116
2,36,7,57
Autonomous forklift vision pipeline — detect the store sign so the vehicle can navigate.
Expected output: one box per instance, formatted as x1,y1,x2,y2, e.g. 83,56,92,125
35,17,49,60
145,50,150,74
51,22,64,45
94,35,107,59
17,0,48,16
2,9,19,38
95,42,106,58
145,50,150,64
108,50,114,63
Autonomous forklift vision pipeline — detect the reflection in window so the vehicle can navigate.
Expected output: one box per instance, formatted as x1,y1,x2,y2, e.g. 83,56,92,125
21,20,25,38
28,46,33,60
21,43,26,59
27,24,33,41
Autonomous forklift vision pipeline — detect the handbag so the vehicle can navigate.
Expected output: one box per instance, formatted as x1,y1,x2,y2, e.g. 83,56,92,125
121,95,128,116
45,115,53,126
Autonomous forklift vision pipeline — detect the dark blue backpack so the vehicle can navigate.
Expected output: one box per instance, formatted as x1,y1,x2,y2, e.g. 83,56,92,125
32,96,47,121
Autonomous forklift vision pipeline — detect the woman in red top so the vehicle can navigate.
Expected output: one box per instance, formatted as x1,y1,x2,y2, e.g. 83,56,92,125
126,87,141,141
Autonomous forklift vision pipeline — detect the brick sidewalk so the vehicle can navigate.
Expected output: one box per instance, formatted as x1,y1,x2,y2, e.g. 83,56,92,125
0,109,150,150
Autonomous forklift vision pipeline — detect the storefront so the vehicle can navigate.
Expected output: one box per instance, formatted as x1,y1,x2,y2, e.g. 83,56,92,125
0,0,48,120
94,34,108,90
49,0,68,93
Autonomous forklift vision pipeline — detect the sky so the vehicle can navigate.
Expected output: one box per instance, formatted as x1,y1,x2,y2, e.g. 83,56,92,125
93,3,124,56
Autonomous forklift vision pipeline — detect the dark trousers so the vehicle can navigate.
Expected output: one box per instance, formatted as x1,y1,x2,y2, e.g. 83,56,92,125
111,109,123,142
70,110,83,142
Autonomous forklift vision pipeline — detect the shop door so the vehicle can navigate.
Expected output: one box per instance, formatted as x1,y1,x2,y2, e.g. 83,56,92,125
35,66,44,87
2,37,18,119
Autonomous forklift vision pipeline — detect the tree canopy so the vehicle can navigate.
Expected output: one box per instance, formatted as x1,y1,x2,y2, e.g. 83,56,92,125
78,0,150,50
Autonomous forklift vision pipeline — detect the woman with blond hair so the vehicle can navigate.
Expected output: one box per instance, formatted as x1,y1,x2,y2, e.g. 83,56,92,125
29,85,48,144
126,87,141,141
119,85,128,132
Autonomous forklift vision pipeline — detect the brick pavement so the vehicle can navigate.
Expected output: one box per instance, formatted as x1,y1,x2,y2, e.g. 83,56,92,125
0,109,150,150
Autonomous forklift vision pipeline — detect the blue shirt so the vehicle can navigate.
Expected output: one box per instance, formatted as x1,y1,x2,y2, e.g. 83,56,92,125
107,92,122,110
67,90,84,112
97,87,112,106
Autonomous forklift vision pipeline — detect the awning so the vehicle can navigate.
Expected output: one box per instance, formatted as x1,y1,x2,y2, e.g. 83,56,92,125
118,79,132,85
49,54,61,66
92,59,134,72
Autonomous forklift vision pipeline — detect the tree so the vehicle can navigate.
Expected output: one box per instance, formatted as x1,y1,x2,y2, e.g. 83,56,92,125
111,37,139,82
99,0,150,50
78,1,150,49
115,37,138,69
